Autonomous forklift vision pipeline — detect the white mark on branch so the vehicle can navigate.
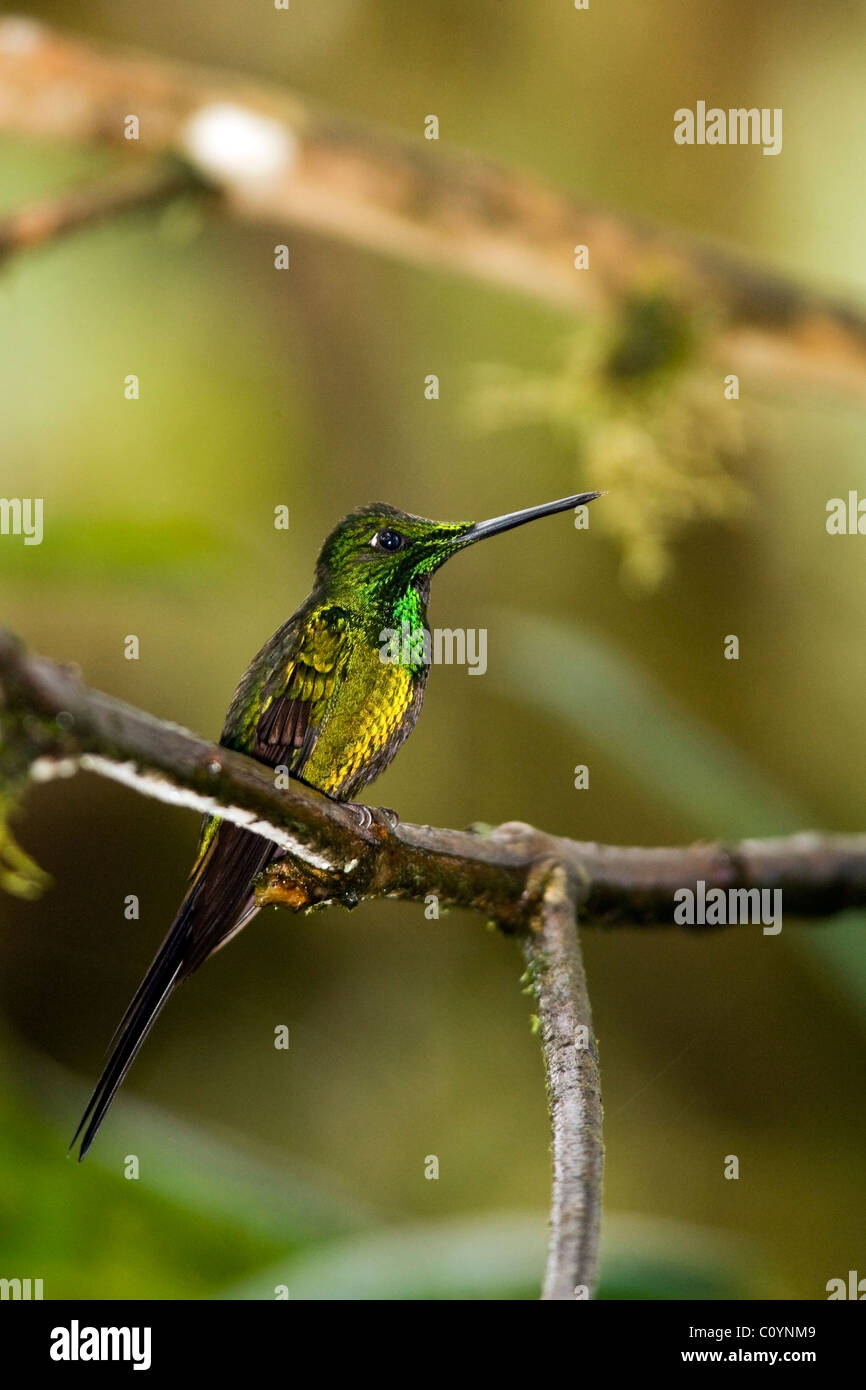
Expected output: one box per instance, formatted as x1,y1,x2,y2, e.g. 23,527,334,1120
30,756,79,782
0,19,45,55
181,103,298,185
74,754,337,871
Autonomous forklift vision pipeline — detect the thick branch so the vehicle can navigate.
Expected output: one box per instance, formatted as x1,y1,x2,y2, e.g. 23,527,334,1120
2,629,864,1303
2,17,866,395
2,628,865,926
522,864,603,1299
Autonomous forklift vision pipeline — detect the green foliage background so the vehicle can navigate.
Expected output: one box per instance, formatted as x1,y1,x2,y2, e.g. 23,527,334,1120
1,0,865,1299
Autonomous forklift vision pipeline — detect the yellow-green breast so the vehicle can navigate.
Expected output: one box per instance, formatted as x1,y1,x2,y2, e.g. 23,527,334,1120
301,637,421,797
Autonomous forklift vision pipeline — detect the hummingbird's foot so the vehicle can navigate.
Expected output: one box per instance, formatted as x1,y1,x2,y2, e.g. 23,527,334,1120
345,801,374,830
343,802,400,832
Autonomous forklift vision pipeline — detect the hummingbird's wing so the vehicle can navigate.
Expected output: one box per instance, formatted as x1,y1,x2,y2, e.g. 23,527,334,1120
252,605,351,773
71,607,353,1158
176,605,353,974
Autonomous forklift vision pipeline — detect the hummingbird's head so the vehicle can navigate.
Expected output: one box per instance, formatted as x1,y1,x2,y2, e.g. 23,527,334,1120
315,492,602,608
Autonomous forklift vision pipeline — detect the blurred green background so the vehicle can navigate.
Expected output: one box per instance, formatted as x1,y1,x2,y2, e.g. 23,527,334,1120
1,0,865,1300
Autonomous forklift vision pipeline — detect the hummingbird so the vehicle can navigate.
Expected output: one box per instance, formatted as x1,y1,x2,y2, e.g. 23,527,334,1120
72,490,601,1157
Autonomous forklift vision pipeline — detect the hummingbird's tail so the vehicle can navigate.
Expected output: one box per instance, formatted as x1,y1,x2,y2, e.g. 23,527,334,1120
71,822,274,1159
69,908,190,1161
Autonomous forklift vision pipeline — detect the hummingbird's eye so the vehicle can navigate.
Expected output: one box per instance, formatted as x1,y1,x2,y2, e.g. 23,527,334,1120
371,528,406,553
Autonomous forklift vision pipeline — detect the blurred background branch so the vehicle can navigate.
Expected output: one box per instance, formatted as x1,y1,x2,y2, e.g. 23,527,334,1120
2,14,866,399
0,161,201,264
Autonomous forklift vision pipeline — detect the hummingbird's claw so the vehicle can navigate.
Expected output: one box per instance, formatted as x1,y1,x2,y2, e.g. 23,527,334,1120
343,802,400,832
346,801,374,830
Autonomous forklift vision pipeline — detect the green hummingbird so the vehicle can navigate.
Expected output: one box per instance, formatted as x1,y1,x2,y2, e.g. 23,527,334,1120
72,491,601,1157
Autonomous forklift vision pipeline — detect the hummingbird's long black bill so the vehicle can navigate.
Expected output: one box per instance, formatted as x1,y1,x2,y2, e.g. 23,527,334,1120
460,491,602,544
